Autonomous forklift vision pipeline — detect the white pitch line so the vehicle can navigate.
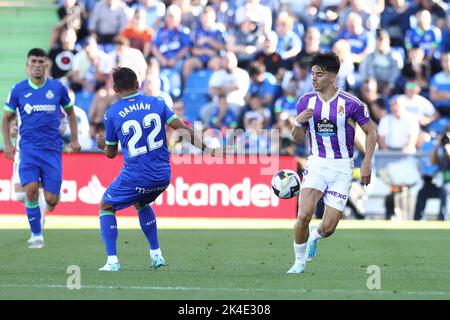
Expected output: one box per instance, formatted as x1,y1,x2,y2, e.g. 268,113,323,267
0,284,449,297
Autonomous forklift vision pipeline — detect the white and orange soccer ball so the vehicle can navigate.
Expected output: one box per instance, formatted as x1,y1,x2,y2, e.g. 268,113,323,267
271,169,301,199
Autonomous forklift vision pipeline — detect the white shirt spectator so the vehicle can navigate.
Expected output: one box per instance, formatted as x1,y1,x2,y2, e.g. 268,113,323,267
61,105,93,150
106,47,148,84
378,112,420,150
208,68,250,107
396,94,436,119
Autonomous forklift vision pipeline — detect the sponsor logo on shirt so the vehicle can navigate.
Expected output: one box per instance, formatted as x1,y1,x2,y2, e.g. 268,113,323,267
23,103,57,114
24,93,32,98
315,118,337,137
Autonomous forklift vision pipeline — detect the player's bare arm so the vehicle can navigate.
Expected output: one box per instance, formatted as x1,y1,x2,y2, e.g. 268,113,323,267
359,121,377,186
64,106,81,153
169,117,233,157
2,110,16,159
96,134,117,159
291,108,313,142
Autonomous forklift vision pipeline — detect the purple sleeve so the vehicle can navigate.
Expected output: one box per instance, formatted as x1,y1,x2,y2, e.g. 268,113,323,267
296,96,308,116
351,100,371,126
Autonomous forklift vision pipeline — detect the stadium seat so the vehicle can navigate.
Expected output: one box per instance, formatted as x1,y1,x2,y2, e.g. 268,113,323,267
182,93,209,123
184,69,212,95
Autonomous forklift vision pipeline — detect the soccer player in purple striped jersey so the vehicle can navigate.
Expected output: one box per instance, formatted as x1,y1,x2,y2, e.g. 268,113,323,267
287,52,377,273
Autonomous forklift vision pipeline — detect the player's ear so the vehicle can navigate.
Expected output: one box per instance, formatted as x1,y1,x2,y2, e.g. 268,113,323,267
135,80,139,90
113,85,119,93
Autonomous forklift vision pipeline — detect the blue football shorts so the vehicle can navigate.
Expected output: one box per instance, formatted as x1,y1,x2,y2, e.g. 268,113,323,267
19,148,62,195
103,174,170,210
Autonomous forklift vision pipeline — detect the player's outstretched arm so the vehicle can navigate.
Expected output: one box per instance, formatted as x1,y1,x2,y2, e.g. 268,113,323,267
96,134,118,159
65,107,81,153
359,121,377,186
2,111,16,159
168,118,233,157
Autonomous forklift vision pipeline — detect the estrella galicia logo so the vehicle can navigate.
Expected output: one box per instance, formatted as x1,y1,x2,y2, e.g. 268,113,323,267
315,118,337,137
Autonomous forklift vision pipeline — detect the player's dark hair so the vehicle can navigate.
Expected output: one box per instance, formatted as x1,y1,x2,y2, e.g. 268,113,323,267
310,52,340,74
27,48,47,58
112,67,138,92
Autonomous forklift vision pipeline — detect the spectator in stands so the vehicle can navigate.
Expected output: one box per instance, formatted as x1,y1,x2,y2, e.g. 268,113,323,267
51,0,88,48
440,10,450,54
430,52,450,117
254,31,284,81
62,89,93,150
209,95,239,130
359,29,403,96
405,9,442,59
88,0,130,47
141,65,173,109
200,51,250,122
172,0,199,32
48,28,79,86
281,59,313,98
235,0,272,35
335,12,375,65
120,8,153,57
415,0,448,30
106,36,148,84
70,36,110,94
378,96,420,153
413,130,447,221
274,11,302,69
242,94,271,129
380,0,417,48
274,78,298,122
182,6,225,83
88,75,117,141
397,80,439,127
132,0,166,30
151,4,190,97
401,45,433,94
239,116,272,155
226,11,264,69
246,61,278,109
209,0,236,32
338,0,372,31
357,78,386,125
309,5,340,52
332,39,355,89
296,27,321,67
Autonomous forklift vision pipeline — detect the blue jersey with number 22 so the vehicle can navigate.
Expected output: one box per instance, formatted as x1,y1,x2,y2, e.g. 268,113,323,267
104,94,177,185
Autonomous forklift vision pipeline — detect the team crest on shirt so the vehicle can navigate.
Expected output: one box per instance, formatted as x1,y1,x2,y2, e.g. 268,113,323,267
337,105,344,116
46,90,54,99
363,104,370,118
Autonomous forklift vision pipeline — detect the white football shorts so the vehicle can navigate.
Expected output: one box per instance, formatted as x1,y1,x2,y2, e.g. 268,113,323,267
300,155,354,212
12,148,21,185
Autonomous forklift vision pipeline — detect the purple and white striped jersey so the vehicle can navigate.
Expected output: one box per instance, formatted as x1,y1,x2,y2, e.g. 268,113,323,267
296,89,371,159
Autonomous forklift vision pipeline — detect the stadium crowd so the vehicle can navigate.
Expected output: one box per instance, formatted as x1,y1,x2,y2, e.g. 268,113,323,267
47,0,450,218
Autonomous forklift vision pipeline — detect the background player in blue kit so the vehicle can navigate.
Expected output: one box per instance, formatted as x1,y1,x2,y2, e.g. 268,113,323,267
2,48,81,249
96,67,230,272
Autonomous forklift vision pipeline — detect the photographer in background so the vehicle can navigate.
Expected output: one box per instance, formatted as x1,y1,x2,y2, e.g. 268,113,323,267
414,127,450,221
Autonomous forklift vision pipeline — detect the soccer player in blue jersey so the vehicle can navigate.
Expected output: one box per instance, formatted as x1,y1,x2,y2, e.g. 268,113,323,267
2,48,81,249
288,52,377,273
96,67,230,271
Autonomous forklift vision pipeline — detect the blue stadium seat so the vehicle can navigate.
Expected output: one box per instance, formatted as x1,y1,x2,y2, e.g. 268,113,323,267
182,93,209,123
184,69,212,95
75,90,95,116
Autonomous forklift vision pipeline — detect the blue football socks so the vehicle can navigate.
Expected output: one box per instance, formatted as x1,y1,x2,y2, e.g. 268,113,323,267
25,200,42,236
100,211,118,256
137,204,160,250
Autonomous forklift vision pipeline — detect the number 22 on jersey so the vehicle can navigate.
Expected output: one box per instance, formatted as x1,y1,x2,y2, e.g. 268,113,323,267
122,113,163,157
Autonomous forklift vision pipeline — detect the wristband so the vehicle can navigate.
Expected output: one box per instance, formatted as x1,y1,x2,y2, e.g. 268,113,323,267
294,120,304,128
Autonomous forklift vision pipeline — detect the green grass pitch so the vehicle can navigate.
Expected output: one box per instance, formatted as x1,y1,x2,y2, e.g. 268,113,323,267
1,229,449,300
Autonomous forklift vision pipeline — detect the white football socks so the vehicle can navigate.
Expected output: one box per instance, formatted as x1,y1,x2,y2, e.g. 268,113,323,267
107,256,119,264
293,242,307,264
309,226,323,242
150,248,162,258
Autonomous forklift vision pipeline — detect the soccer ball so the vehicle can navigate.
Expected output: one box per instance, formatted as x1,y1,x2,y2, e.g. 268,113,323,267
271,169,301,199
